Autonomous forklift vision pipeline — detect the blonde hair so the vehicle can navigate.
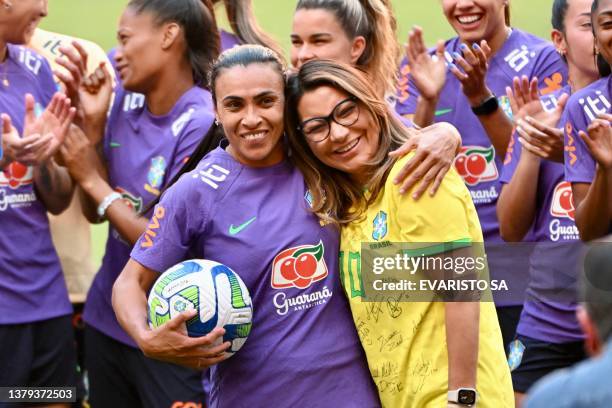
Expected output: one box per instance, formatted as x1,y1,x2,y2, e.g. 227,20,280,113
295,0,400,96
285,60,409,226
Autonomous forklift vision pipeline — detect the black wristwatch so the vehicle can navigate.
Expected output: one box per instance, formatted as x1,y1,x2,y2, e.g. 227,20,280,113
471,94,499,116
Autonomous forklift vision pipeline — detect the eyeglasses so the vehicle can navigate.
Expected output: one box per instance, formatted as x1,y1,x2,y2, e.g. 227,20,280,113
298,96,360,143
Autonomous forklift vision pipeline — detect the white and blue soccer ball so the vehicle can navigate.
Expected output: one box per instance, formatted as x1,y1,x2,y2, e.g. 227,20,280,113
148,259,253,356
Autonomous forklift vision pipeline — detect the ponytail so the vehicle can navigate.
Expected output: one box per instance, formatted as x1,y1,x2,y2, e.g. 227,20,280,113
222,0,285,60
127,0,220,88
358,0,400,96
295,0,400,96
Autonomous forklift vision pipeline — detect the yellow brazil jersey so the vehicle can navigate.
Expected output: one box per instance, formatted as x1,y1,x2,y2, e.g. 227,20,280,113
338,153,513,407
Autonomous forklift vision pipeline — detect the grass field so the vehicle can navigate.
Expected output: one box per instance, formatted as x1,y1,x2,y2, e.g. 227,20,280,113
40,0,553,269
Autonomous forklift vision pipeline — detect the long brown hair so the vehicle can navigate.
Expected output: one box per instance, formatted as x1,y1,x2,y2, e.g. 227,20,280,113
214,0,284,59
285,60,409,226
295,0,400,97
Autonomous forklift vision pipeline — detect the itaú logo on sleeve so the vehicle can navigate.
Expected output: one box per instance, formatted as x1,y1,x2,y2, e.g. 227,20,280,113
454,146,498,186
0,162,33,189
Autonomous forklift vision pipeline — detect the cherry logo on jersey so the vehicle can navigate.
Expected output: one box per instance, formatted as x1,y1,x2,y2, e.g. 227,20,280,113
454,146,498,186
550,181,575,220
0,162,33,189
271,241,328,290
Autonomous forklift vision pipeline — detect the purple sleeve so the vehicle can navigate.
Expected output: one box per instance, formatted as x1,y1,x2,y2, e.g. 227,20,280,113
394,58,420,117
500,133,521,184
166,110,214,182
131,175,205,272
564,100,596,183
532,46,568,97
38,57,58,107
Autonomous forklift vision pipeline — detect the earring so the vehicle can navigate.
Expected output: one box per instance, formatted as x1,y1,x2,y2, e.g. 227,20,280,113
214,119,219,126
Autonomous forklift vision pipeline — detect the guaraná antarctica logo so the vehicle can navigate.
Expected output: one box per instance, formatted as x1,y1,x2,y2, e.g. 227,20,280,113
0,162,33,190
454,146,499,186
271,241,328,290
550,181,575,221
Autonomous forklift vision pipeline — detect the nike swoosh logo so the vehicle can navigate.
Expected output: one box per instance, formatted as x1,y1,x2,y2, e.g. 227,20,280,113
435,108,453,116
110,142,121,148
229,217,257,235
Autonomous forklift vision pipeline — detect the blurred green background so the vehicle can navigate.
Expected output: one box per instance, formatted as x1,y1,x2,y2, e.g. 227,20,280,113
40,0,553,268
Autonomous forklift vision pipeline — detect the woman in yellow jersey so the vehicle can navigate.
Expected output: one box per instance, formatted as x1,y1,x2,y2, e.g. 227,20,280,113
285,60,513,408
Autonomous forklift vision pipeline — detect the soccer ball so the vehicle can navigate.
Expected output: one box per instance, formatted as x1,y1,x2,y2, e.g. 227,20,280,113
148,259,253,356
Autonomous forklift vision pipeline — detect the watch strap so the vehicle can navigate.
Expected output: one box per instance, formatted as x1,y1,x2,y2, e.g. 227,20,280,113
97,192,122,220
471,95,499,116
448,388,477,406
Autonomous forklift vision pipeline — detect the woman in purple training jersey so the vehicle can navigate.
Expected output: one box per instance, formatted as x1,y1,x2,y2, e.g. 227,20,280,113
497,0,599,404
563,0,612,241
396,0,569,349
0,0,79,401
59,0,219,406
290,0,463,198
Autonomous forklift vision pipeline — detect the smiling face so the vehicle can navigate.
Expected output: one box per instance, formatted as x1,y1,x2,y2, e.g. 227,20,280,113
593,0,612,66
114,7,166,92
1,0,47,45
297,85,380,183
441,0,507,45
290,8,364,69
215,63,286,168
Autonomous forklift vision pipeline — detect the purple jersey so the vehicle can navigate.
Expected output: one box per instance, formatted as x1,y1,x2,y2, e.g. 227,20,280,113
220,30,240,51
396,29,567,304
0,44,71,324
564,76,612,184
131,147,380,407
83,85,215,346
500,86,583,343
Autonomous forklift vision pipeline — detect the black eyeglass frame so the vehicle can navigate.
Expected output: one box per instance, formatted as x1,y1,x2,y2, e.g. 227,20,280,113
297,96,360,143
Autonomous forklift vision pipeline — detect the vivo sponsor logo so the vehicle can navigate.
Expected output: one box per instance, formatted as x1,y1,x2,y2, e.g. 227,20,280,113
122,92,145,112
18,47,43,76
549,219,580,242
172,108,195,136
0,189,36,211
504,45,536,72
469,186,499,204
579,91,611,122
272,286,332,316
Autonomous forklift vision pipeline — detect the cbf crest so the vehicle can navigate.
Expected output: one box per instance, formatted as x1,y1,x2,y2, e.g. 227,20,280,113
372,211,388,241
144,156,167,196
